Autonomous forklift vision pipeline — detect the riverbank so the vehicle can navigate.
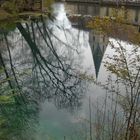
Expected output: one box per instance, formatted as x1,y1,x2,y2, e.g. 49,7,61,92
0,8,48,30
0,0,52,23
65,0,140,8
0,8,48,20
0,9,14,21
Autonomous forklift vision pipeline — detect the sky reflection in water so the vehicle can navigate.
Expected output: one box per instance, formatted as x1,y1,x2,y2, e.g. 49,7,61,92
0,2,139,140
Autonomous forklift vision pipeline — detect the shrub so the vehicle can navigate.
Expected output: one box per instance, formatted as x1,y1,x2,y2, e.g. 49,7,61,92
1,1,18,14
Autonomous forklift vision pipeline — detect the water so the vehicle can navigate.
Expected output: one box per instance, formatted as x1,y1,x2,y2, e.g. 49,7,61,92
0,2,140,140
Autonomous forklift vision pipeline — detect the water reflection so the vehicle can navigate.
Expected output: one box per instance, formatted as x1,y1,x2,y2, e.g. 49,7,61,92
0,101,39,140
89,32,109,78
0,2,139,140
0,3,91,140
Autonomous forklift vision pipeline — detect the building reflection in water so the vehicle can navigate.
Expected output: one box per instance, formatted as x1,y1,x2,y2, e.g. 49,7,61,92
89,31,109,78
71,19,109,78
0,2,111,140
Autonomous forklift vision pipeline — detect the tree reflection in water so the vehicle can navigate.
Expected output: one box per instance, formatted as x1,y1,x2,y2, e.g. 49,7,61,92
0,15,88,139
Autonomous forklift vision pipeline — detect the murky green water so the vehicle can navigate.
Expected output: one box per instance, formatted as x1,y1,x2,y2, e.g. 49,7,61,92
0,2,140,140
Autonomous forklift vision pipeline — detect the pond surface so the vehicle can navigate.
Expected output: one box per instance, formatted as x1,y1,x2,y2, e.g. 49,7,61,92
0,2,140,140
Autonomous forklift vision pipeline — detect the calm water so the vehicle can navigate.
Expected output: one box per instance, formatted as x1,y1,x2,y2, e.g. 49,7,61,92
0,2,140,140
